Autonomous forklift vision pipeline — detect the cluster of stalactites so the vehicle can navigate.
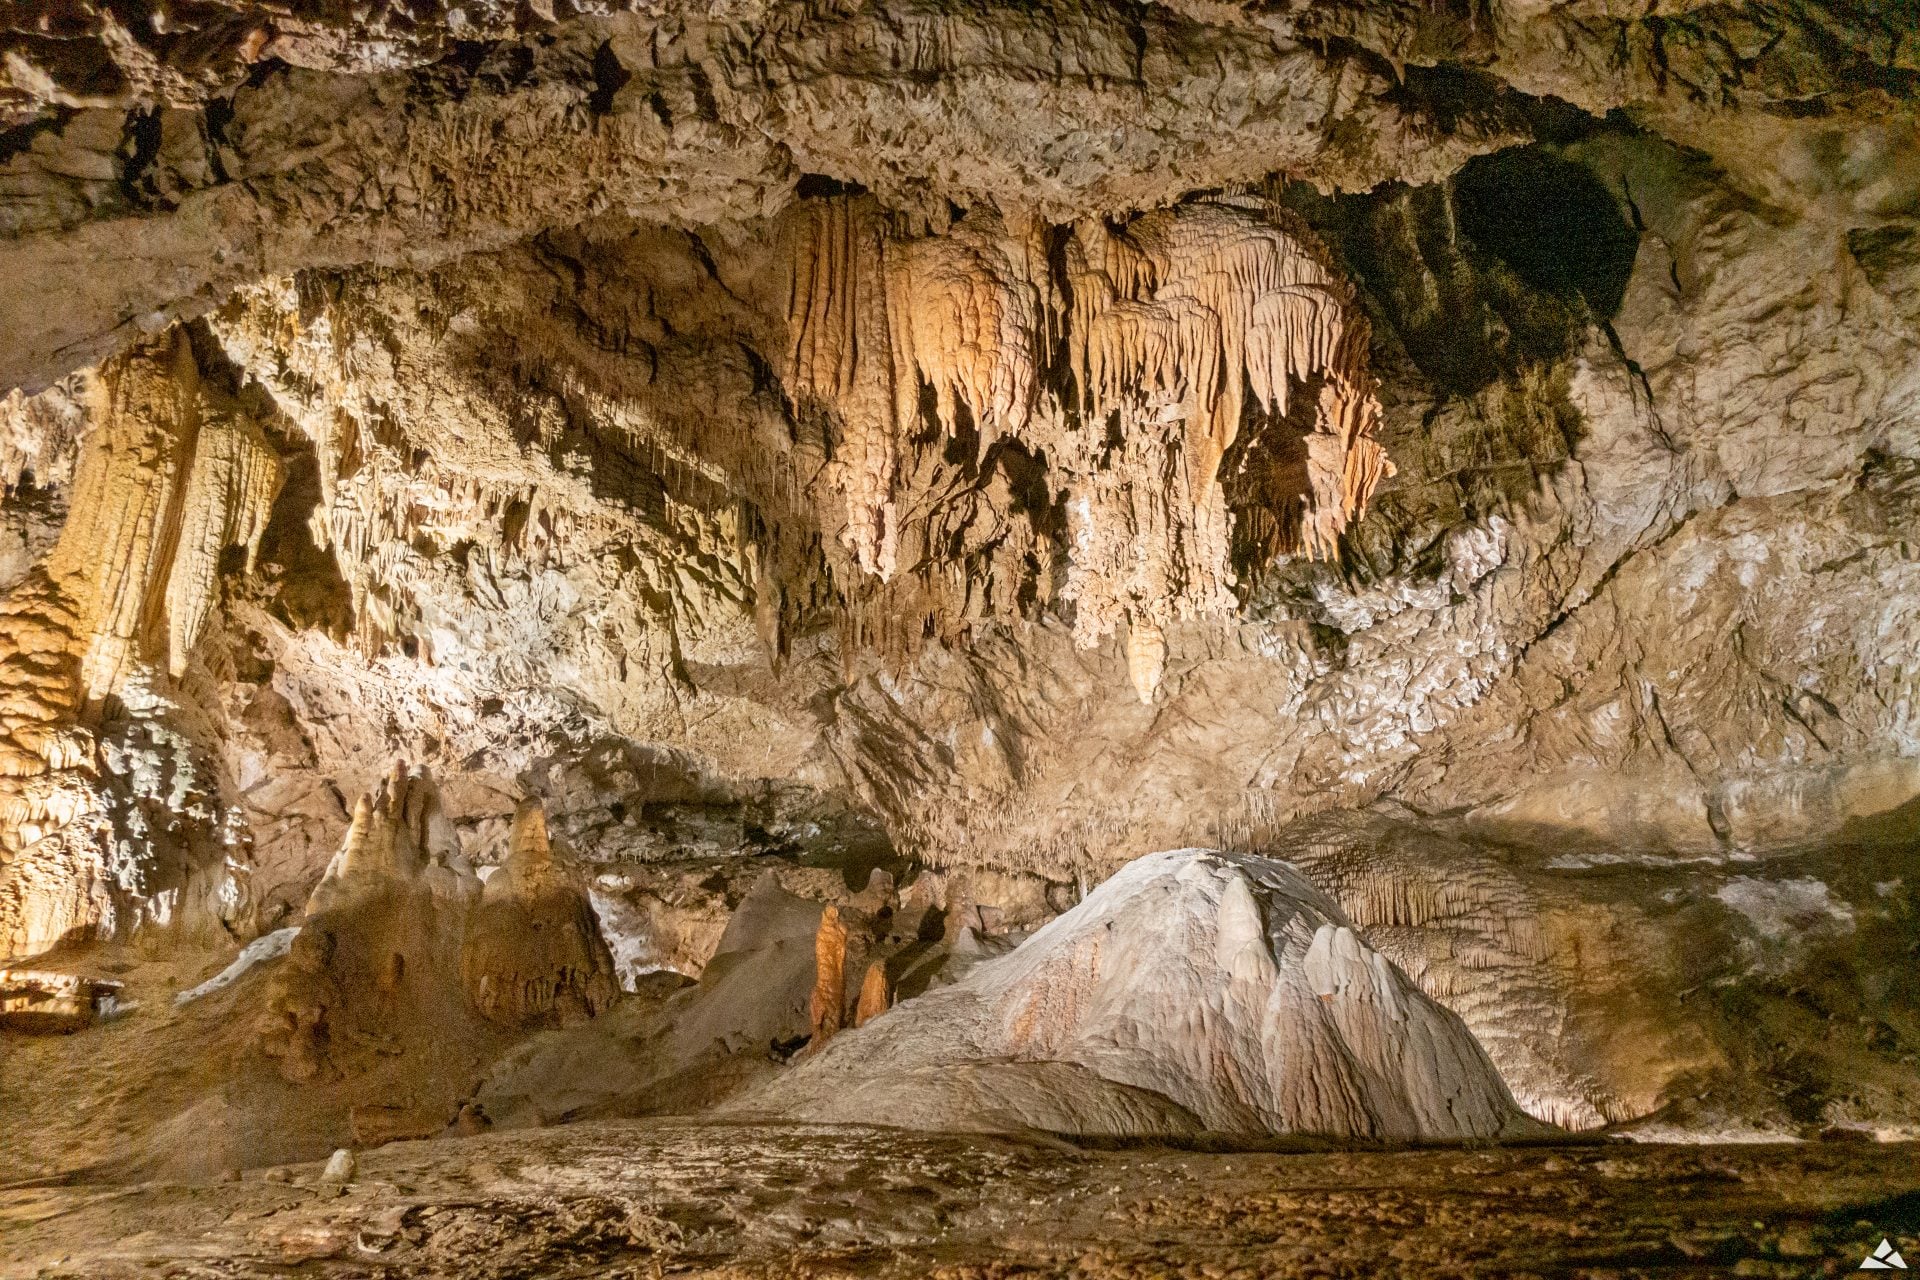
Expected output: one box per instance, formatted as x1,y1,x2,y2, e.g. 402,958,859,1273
317,462,584,659
0,331,284,959
787,197,901,579
783,196,1392,702
0,376,86,494
19,329,282,701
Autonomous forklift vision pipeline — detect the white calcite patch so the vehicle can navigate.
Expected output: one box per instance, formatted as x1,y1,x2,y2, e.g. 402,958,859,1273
174,927,301,1006
1714,876,1857,937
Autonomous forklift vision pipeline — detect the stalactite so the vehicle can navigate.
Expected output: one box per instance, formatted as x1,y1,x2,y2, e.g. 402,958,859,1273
786,197,902,579
782,196,1393,694
883,221,1044,453
0,329,284,959
166,409,284,677
1125,620,1167,706
0,376,87,493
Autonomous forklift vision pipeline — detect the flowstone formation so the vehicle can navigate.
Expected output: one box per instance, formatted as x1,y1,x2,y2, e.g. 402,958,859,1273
0,330,280,959
741,849,1550,1141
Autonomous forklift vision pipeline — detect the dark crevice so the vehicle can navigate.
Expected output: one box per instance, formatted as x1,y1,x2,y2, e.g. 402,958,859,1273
795,174,867,199
117,107,164,205
0,110,74,165
588,40,631,115
202,95,235,183
1452,148,1641,320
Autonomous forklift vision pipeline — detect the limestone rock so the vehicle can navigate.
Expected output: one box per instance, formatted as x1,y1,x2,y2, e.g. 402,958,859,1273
0,967,124,1032
259,766,611,1083
737,849,1553,1141
319,1148,356,1184
0,329,281,960
462,800,619,1027
0,0,1914,1150
783,197,1390,664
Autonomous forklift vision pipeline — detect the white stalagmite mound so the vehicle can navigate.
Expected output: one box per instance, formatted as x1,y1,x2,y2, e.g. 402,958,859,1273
735,849,1554,1142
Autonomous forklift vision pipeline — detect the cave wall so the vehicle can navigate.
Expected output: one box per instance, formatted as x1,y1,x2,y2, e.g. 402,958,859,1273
0,0,1916,1137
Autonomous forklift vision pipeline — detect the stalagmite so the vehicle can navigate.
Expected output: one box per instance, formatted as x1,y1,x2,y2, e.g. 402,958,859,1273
854,959,891,1026
808,902,851,1049
306,761,471,917
738,850,1552,1141
462,799,620,1027
264,769,614,1081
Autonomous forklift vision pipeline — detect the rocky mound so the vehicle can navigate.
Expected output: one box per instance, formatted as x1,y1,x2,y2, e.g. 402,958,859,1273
735,849,1552,1142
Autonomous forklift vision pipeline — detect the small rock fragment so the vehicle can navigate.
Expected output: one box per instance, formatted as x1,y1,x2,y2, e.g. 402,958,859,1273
320,1148,357,1184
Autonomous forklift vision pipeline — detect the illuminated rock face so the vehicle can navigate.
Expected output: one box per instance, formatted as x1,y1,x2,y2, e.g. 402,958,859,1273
784,197,1391,700
0,332,280,959
0,0,1915,1143
739,849,1552,1141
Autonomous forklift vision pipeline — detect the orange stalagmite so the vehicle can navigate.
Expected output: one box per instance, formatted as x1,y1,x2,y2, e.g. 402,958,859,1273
854,959,891,1027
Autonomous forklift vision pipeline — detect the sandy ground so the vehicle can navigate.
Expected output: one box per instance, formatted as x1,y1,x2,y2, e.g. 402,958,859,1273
3,1120,1916,1279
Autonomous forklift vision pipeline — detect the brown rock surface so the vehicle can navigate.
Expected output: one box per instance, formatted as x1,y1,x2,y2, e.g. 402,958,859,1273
462,799,618,1027
3,1120,1918,1279
0,0,1917,1223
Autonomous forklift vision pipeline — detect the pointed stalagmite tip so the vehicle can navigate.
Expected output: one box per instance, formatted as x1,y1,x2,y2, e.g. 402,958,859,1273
507,798,552,871
1126,620,1166,705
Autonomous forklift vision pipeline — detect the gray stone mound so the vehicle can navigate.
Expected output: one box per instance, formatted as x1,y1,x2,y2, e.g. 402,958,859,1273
734,848,1554,1142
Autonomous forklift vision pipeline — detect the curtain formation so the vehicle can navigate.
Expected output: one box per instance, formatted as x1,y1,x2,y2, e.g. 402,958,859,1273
786,196,1392,701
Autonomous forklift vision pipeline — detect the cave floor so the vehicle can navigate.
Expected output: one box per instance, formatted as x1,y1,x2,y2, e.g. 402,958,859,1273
3,1121,1915,1279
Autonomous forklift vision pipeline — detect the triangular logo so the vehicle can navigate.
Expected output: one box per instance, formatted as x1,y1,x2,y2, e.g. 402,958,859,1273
1861,1239,1907,1270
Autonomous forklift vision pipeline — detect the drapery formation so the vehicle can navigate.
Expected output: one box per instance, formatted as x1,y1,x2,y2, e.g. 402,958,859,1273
0,331,282,958
785,196,1391,701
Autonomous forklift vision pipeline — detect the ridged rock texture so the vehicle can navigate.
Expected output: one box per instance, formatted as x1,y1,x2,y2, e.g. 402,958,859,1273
739,848,1553,1141
785,196,1390,700
0,0,1916,1145
463,799,620,1027
260,764,613,1082
0,330,280,958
